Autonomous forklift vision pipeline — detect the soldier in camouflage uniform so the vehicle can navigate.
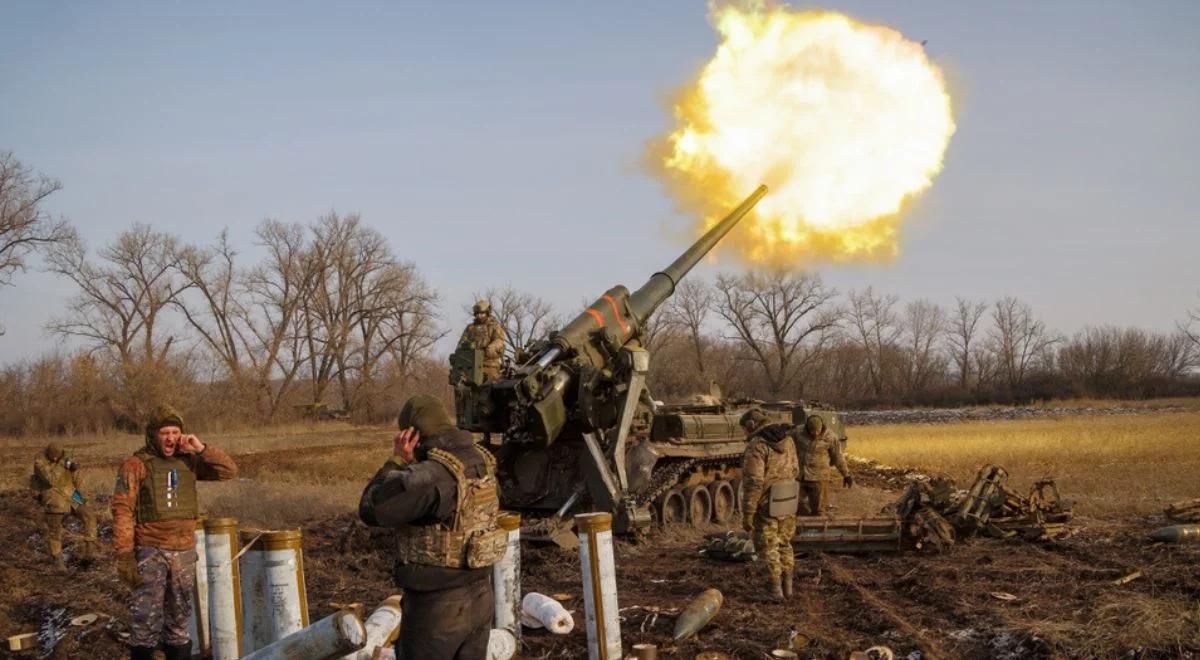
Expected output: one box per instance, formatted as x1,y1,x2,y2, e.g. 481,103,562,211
794,415,852,516
359,395,507,659
739,408,801,601
31,442,98,568
112,406,237,660
457,300,506,381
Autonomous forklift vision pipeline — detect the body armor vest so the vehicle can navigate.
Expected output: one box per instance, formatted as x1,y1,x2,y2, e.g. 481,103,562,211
136,453,199,522
395,446,507,569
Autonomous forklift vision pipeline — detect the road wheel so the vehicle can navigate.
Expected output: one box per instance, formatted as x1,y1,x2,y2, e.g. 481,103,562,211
730,478,743,513
685,485,712,526
659,489,687,525
708,480,735,524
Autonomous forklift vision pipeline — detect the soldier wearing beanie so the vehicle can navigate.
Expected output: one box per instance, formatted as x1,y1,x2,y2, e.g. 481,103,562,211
738,408,801,601
111,405,237,660
359,395,506,659
794,414,853,517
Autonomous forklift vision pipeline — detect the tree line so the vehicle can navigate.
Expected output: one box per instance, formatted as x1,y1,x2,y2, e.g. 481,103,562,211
2,151,1198,435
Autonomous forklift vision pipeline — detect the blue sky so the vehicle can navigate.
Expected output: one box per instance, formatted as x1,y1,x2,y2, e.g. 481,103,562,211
1,1,1198,361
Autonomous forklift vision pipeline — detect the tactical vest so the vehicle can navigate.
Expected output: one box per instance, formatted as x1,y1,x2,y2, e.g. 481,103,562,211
136,454,199,522
395,446,507,569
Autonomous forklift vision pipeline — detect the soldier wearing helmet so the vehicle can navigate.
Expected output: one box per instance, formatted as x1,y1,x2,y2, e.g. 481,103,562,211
738,407,800,601
31,441,98,569
794,414,853,517
457,300,506,381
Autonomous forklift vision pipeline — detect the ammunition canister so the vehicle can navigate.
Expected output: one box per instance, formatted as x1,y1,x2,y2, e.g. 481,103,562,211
576,512,622,660
204,517,242,660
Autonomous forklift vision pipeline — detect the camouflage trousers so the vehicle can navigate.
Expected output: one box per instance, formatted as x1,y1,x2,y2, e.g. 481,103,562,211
43,504,97,558
129,546,198,648
801,480,827,516
752,514,797,581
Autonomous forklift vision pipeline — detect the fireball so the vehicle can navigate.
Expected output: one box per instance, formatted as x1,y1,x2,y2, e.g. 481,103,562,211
653,4,956,264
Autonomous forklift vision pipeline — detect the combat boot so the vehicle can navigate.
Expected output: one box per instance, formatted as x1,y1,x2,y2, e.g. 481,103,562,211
783,571,794,599
164,642,191,660
769,575,785,602
129,646,155,660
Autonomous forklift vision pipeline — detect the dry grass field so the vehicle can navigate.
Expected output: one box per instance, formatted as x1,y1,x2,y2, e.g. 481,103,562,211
849,410,1200,517
2,405,1198,657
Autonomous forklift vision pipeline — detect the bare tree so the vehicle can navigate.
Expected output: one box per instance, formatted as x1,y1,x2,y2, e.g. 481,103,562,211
899,299,947,394
0,152,73,288
662,279,715,379
714,270,839,397
45,225,190,418
845,287,900,397
946,297,988,391
987,296,1057,391
471,286,562,359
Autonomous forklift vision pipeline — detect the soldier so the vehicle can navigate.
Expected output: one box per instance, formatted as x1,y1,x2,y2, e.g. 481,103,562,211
31,442,98,568
794,414,853,516
739,408,800,601
359,395,507,659
112,405,238,660
457,300,506,381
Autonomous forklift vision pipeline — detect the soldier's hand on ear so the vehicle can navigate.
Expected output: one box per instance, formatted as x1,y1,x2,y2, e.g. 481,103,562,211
394,427,420,464
742,513,755,532
179,435,205,455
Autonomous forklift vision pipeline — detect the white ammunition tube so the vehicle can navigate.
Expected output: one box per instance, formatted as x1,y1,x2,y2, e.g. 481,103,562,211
241,609,365,660
204,517,242,660
488,628,517,660
492,512,522,639
339,596,402,660
575,512,621,660
240,529,310,652
186,519,210,658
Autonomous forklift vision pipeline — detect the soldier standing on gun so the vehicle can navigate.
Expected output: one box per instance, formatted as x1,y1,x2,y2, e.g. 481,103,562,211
32,442,98,569
359,395,508,659
112,405,238,660
795,414,853,516
739,408,801,601
457,300,506,381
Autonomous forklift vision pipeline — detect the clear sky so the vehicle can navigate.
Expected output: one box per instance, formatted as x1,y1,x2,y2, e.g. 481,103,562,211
1,1,1198,362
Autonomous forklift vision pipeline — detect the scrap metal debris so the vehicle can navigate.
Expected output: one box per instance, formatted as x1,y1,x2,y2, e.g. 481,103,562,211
888,464,1075,551
699,531,757,562
1164,498,1200,523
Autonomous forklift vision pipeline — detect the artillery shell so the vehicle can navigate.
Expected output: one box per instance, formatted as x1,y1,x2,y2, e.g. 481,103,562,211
1148,524,1200,543
673,588,724,641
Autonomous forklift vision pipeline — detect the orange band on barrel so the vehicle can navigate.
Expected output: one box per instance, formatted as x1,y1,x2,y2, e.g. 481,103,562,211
586,308,605,328
602,295,628,333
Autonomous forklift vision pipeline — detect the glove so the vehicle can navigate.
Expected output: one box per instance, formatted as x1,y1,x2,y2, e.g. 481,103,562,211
742,513,755,532
843,474,854,489
116,552,142,588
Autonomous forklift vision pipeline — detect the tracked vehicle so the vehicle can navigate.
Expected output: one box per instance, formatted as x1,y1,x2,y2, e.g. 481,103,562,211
449,185,848,541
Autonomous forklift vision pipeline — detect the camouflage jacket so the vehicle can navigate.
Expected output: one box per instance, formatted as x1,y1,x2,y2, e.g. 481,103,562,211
111,445,237,554
793,428,850,482
33,457,83,514
457,318,506,369
741,424,800,515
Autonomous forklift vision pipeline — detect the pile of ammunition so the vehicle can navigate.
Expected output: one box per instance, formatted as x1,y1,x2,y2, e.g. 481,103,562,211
890,464,1074,551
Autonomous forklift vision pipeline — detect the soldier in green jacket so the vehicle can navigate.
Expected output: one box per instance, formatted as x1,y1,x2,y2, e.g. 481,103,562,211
794,415,853,516
32,442,98,568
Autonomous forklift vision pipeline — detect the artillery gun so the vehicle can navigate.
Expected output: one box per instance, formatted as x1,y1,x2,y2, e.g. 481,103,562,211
449,185,846,541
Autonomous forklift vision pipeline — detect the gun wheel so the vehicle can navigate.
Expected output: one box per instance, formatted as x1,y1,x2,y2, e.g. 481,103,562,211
685,485,712,526
708,480,735,524
659,489,687,525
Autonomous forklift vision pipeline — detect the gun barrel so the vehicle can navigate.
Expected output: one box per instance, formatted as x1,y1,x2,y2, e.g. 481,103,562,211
627,185,767,322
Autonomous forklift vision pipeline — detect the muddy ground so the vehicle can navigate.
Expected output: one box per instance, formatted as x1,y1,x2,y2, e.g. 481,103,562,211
3,467,1198,660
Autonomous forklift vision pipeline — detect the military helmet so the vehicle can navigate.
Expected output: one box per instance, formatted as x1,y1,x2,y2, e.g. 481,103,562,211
44,442,65,461
805,414,825,435
739,408,769,434
472,300,491,315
